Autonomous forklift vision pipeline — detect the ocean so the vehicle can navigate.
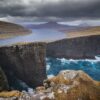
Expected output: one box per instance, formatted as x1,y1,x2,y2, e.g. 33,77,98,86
46,57,100,81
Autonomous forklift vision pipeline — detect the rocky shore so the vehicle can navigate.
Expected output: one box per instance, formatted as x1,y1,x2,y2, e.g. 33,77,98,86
0,70,100,100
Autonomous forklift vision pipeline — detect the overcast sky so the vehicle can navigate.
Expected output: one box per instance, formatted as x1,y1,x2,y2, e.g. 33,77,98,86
0,0,100,22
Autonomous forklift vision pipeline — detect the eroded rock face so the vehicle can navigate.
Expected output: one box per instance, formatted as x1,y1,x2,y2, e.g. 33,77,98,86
0,43,47,87
47,35,100,59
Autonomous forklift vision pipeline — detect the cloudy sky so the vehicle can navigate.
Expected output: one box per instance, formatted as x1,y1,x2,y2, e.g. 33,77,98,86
0,0,100,22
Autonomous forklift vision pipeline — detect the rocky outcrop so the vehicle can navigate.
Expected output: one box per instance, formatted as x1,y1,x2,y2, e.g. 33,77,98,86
43,70,100,100
0,42,47,88
0,66,9,91
47,35,100,59
0,90,21,98
0,70,100,100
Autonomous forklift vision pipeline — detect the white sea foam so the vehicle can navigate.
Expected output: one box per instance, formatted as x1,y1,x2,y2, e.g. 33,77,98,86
47,74,55,79
57,58,100,63
46,57,100,81
46,64,51,71
28,88,35,95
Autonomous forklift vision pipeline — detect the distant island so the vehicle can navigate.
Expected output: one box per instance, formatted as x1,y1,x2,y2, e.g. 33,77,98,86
0,21,32,39
66,26,100,38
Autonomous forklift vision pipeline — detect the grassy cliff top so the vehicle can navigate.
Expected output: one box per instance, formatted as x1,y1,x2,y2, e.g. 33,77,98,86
0,41,46,48
66,26,100,38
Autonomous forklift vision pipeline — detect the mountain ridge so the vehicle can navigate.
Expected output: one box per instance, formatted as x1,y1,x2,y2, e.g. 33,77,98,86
24,21,78,30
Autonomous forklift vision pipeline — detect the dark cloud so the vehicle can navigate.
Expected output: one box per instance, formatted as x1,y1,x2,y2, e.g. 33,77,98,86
0,0,100,19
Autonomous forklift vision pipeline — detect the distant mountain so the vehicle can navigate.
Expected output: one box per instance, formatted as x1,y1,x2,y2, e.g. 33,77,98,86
24,21,78,30
0,21,32,39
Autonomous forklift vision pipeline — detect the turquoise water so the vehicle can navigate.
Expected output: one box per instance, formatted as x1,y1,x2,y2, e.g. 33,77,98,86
46,58,100,81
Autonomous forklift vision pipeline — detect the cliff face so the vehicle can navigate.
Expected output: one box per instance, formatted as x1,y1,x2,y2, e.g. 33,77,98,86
0,66,9,91
47,35,100,59
0,43,47,87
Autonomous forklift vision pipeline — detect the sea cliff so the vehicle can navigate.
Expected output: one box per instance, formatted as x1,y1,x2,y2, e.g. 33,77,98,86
0,42,47,88
47,35,100,59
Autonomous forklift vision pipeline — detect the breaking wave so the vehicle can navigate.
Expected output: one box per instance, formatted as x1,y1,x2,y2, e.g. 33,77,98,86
46,57,100,81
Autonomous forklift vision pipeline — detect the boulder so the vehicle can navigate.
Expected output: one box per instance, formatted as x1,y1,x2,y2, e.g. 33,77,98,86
43,70,100,100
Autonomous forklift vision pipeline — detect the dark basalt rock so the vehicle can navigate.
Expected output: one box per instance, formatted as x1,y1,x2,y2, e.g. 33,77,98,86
0,66,9,91
47,35,100,59
0,43,47,88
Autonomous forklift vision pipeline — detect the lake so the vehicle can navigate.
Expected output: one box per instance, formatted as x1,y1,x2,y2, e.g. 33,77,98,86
0,29,66,46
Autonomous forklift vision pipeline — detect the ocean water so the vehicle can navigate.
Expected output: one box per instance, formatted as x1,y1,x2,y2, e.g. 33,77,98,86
9,57,100,91
46,57,100,81
0,29,66,46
